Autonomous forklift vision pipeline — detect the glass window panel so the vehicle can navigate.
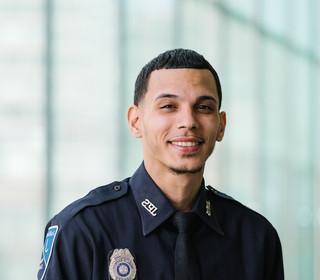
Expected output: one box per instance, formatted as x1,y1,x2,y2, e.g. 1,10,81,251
51,0,120,212
0,0,44,279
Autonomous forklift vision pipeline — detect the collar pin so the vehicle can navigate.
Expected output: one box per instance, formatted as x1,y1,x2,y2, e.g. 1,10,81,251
206,200,212,216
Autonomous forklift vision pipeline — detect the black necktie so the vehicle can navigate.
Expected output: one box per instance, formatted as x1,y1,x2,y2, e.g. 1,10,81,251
172,212,200,280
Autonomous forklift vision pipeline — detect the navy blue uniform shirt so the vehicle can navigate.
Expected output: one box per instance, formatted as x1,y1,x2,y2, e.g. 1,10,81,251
38,163,284,279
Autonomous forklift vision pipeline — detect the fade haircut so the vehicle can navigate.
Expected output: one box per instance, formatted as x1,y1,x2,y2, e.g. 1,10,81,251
134,48,222,109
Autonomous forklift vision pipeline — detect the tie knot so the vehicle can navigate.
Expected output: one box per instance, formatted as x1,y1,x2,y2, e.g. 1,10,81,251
172,212,198,233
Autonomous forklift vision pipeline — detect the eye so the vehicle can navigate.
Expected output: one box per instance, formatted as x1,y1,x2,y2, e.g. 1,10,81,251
160,104,176,110
197,104,213,112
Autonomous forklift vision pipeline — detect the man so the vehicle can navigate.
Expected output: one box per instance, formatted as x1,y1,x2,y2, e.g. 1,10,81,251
38,49,284,279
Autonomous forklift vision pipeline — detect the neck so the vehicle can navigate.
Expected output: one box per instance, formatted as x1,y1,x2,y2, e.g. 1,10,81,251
144,161,204,212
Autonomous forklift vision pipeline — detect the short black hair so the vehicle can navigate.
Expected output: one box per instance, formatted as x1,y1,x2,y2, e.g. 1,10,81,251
134,48,222,109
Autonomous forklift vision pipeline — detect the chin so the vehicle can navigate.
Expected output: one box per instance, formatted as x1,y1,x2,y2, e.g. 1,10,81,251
167,164,204,175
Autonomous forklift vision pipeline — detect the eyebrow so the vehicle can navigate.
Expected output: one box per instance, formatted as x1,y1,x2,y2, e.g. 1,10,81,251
154,93,218,104
197,95,217,103
154,93,178,101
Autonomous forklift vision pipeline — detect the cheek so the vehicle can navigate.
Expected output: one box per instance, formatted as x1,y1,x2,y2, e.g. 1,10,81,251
205,122,220,142
142,114,172,137
140,123,167,151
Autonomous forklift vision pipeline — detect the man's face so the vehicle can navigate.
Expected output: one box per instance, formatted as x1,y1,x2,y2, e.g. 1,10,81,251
128,68,226,175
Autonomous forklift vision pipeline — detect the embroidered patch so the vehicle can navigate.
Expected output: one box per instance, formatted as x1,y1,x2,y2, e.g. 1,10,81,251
108,248,137,280
141,198,158,216
37,225,59,280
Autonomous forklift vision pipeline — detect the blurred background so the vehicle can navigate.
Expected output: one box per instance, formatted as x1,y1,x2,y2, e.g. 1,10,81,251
0,0,319,279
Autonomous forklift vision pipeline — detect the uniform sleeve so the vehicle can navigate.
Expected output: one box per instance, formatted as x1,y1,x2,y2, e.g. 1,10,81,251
264,226,284,280
37,219,94,280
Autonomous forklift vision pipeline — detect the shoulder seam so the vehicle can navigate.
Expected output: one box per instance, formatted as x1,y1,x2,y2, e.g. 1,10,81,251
206,186,277,227
205,185,235,201
49,179,129,229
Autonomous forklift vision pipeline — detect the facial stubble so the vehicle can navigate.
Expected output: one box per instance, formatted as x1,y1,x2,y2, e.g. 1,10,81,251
167,152,209,175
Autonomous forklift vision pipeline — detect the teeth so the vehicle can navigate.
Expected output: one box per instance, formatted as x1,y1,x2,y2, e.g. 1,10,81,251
171,141,199,147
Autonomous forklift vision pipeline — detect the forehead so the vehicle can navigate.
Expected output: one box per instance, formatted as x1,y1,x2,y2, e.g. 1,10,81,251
145,68,218,100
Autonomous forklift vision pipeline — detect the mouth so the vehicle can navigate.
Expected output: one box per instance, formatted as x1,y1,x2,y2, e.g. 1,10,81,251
170,141,202,147
167,137,204,153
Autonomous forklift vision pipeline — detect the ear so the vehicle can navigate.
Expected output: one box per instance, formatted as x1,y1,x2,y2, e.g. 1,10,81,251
216,111,226,142
127,105,142,138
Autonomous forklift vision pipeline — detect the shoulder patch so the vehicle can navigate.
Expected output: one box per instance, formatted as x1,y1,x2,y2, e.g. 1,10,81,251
38,225,59,280
205,185,235,201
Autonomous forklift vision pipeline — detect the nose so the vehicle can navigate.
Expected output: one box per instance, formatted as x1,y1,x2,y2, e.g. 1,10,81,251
177,107,198,130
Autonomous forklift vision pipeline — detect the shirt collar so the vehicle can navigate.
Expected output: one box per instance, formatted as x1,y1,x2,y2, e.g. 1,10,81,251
192,185,224,236
130,162,224,236
130,163,176,236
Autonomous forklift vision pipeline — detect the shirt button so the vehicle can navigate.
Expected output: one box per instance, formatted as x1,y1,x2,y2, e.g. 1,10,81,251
113,185,121,191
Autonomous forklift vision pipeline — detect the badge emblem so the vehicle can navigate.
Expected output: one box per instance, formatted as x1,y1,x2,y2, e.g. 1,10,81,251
108,248,137,280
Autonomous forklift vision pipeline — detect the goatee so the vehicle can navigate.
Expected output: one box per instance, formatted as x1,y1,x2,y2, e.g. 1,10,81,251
168,165,203,175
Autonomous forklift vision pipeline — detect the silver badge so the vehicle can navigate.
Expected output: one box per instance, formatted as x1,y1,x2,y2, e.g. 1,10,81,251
109,248,137,280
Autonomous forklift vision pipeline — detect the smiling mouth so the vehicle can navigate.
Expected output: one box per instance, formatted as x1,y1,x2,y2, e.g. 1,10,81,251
167,137,204,152
170,141,202,147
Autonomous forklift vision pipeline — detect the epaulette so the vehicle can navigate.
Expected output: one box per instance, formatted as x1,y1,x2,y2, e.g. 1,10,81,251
205,185,235,201
50,179,129,225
